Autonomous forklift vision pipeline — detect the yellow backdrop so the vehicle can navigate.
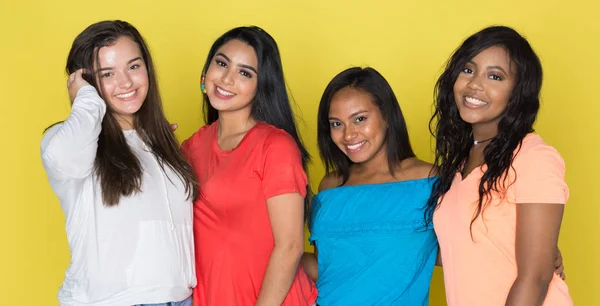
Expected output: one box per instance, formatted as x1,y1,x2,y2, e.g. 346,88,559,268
1,0,597,305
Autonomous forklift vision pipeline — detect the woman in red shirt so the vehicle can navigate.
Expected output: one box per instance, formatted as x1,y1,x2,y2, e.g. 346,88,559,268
182,26,317,306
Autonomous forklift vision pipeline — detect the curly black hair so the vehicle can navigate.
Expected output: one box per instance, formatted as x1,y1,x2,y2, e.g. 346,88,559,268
427,26,543,228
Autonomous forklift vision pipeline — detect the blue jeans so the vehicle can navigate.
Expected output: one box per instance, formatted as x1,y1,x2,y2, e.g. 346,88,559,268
133,295,192,306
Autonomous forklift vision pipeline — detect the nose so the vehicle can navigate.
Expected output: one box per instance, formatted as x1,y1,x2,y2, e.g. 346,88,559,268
344,125,357,141
220,67,234,85
467,74,484,91
117,72,133,89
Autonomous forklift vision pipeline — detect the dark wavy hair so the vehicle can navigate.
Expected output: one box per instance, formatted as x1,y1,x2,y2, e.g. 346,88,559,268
200,26,312,209
65,20,199,206
317,67,415,185
427,26,543,226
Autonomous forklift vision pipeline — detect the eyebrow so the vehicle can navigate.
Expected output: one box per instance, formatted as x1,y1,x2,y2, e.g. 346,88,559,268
468,60,508,75
329,110,368,121
215,52,258,74
96,57,143,72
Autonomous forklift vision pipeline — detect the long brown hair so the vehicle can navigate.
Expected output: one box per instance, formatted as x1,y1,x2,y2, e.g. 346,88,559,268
65,20,198,206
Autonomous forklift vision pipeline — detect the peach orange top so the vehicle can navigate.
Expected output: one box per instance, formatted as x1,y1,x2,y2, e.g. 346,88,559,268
433,134,572,306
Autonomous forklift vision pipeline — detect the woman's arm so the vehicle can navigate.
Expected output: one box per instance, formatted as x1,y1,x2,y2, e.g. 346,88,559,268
301,247,318,282
505,203,564,306
41,69,105,180
298,173,340,284
255,192,306,306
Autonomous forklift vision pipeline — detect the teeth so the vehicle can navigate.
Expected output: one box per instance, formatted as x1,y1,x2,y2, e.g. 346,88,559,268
116,90,136,98
216,87,235,96
347,141,366,150
465,96,487,105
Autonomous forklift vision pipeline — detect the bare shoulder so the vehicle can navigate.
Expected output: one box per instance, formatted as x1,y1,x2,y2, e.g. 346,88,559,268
398,157,438,180
318,172,343,192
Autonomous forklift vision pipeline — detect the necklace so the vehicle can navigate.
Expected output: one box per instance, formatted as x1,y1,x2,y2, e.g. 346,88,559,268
473,136,495,145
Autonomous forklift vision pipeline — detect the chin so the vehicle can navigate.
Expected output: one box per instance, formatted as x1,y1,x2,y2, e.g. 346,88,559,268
116,106,143,117
348,155,370,164
457,112,479,124
207,99,230,111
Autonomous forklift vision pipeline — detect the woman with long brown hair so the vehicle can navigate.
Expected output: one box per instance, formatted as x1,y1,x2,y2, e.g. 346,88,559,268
41,20,198,306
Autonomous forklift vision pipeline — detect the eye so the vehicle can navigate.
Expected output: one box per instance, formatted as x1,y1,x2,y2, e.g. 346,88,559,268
101,72,113,78
130,64,140,70
330,121,342,128
488,74,503,81
354,116,367,123
215,60,227,68
240,70,252,78
461,67,473,74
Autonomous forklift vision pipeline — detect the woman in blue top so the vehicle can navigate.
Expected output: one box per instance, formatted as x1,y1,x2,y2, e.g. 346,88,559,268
301,67,438,305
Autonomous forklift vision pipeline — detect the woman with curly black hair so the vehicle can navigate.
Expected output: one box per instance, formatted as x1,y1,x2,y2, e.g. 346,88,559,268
428,26,572,306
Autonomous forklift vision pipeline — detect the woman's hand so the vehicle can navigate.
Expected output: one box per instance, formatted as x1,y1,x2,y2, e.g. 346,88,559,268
67,69,91,102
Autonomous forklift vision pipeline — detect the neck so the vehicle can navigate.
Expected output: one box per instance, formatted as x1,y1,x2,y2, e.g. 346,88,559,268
117,115,135,130
471,123,498,144
217,111,256,137
353,145,390,175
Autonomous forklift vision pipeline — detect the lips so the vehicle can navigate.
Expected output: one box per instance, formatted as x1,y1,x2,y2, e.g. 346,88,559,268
463,96,488,109
214,86,236,99
345,141,366,153
114,89,137,100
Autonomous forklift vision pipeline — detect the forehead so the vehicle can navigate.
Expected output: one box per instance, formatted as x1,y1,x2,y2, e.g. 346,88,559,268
471,46,513,68
214,39,258,65
329,87,378,114
96,37,142,66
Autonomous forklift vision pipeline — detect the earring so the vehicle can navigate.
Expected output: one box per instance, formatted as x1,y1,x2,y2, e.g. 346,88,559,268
200,76,206,93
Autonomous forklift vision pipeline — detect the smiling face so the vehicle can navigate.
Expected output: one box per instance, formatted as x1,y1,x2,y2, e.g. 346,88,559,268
203,39,258,117
453,45,516,135
96,36,149,129
328,87,388,165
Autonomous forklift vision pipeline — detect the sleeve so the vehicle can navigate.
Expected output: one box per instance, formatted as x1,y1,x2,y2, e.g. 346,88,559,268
513,141,569,204
260,130,308,200
40,85,106,180
181,125,210,162
307,195,322,245
181,134,194,161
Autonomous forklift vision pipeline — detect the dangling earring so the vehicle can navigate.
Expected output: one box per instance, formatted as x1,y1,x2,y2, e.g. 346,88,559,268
200,76,206,93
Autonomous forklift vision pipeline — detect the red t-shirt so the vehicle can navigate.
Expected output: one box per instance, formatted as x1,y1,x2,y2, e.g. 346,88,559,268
182,121,317,306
